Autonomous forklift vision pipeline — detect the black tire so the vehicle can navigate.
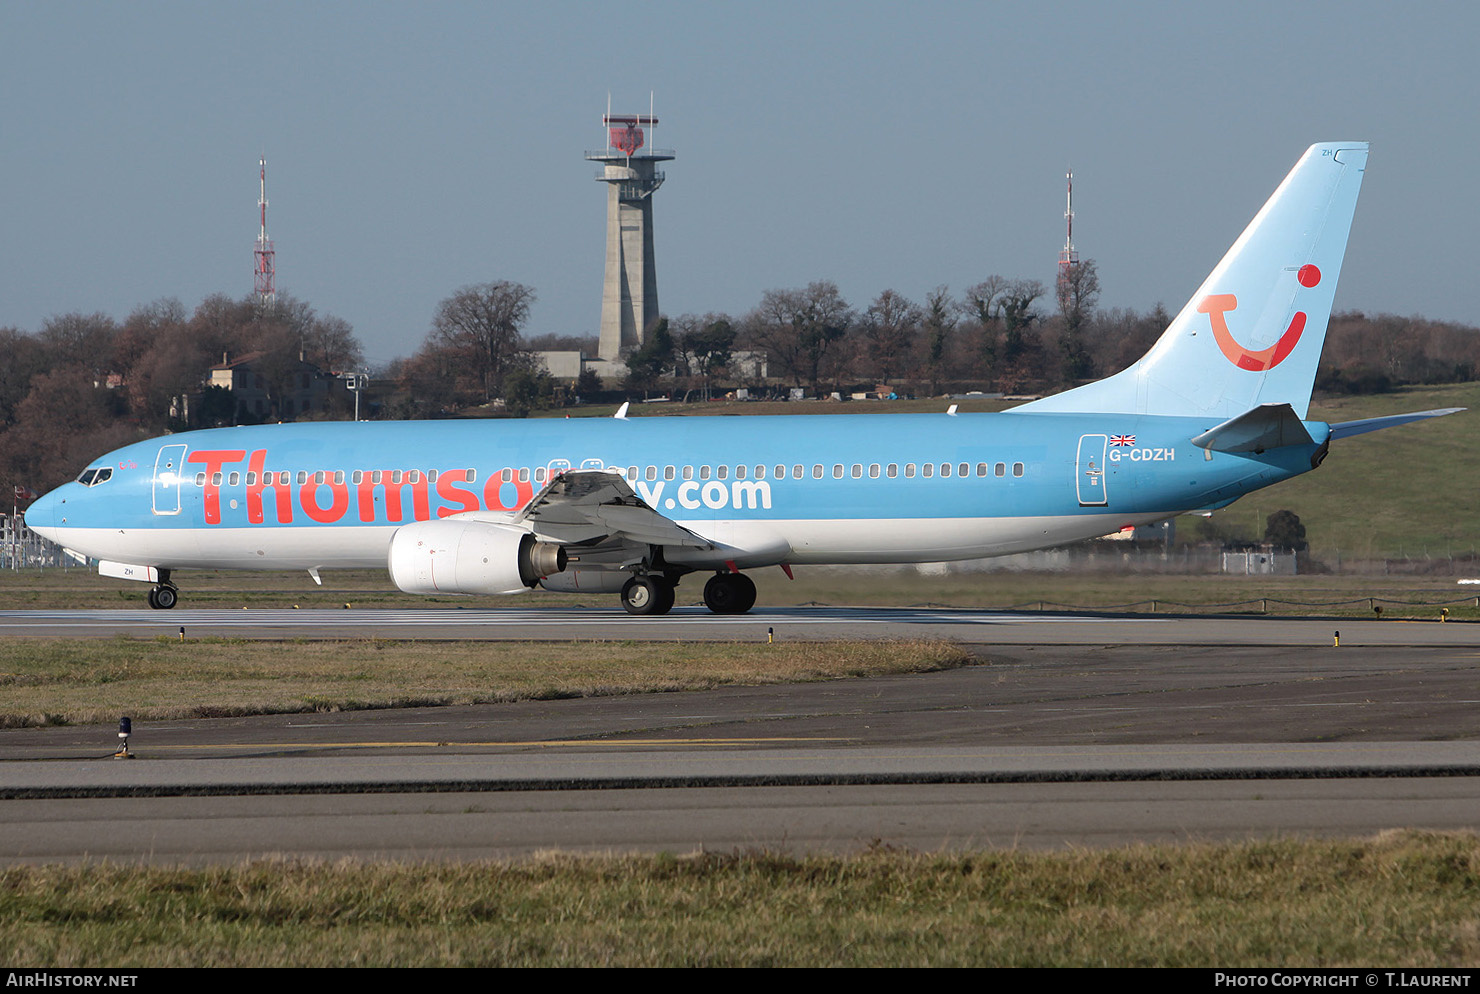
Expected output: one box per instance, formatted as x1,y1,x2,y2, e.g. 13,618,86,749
150,585,178,610
621,575,672,616
703,572,756,615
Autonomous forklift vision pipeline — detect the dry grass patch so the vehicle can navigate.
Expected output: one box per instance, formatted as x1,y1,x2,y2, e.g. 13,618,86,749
1,831,1477,966
0,637,972,727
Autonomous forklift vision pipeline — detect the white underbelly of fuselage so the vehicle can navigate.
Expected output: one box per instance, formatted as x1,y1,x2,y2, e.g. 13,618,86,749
54,509,1178,574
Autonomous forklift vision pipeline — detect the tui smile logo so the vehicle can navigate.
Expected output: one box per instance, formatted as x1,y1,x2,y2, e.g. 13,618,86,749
1199,264,1322,371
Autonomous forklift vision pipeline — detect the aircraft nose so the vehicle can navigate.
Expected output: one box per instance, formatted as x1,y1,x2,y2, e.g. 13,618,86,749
23,488,60,542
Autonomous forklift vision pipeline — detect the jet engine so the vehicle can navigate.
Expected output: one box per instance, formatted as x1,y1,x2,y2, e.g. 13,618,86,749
387,519,567,595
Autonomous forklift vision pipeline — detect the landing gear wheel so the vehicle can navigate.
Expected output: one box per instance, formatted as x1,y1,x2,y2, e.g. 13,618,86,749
148,585,178,610
703,572,756,615
621,575,674,616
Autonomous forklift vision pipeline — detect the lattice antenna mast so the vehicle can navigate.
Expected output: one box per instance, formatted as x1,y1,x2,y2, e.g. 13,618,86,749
254,156,276,311
1058,168,1079,274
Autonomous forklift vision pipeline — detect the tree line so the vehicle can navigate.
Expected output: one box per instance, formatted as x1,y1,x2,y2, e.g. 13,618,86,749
6,265,1480,499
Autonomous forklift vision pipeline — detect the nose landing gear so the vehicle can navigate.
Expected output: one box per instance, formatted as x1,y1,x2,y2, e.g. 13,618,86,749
146,569,178,610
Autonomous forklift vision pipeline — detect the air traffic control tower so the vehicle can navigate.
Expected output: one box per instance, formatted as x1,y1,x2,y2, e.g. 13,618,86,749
587,114,674,360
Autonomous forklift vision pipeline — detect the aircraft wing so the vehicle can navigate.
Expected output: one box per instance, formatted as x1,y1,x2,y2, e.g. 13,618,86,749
512,469,714,549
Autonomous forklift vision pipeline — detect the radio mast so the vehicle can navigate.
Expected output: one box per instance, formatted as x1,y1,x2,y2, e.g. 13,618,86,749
254,157,276,311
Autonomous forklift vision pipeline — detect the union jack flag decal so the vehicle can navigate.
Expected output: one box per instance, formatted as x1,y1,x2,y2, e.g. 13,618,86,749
1109,435,1135,446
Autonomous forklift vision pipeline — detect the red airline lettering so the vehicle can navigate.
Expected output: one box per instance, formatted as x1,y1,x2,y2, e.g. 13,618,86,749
246,449,293,524
436,469,482,518
186,449,246,524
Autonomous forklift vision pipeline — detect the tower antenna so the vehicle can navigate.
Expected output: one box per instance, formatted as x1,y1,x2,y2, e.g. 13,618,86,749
1058,168,1079,275
254,156,276,311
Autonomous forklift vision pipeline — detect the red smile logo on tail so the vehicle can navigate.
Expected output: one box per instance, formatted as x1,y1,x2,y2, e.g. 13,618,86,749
1200,264,1321,371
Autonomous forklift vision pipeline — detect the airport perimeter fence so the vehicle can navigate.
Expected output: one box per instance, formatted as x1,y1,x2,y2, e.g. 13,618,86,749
1,514,69,570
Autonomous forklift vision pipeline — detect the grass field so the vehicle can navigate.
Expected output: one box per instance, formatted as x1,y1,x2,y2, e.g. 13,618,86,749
0,637,969,727
3,833,1476,966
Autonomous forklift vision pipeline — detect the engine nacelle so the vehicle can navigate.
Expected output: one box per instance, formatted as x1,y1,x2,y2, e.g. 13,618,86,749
387,520,567,596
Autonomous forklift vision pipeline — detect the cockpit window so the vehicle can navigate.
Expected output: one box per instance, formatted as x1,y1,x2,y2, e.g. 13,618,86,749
76,467,113,487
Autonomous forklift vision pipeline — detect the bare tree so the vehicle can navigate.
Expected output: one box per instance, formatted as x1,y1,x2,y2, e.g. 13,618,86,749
920,285,956,396
997,279,1046,393
427,281,536,402
1056,259,1100,381
302,314,363,373
862,289,921,384
963,276,1009,376
745,281,854,392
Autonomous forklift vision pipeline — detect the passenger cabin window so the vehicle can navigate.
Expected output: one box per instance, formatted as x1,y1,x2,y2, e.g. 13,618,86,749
958,463,968,478
869,464,880,478
887,464,898,478
645,466,656,481
832,464,844,479
976,463,988,477
812,465,823,479
195,472,206,486
922,463,933,478
333,471,345,485
519,468,530,483
735,465,747,479
1013,462,1025,477
228,472,240,487
504,468,515,483
699,465,711,481
792,465,802,480
663,466,675,481
940,463,952,478
850,464,862,478
682,466,694,480
534,467,546,483
995,463,1006,477
213,473,224,486
717,465,729,481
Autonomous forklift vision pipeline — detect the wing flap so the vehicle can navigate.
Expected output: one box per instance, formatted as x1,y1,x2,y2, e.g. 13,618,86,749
514,469,714,550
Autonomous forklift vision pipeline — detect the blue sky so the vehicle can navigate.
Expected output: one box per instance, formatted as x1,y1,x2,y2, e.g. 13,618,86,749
3,1,1476,367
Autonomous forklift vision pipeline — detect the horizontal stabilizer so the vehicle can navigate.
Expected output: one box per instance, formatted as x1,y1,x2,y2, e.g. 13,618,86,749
1190,403,1315,453
1328,407,1465,440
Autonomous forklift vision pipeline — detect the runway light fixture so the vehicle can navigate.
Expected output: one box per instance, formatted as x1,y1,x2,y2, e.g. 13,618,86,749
115,716,132,759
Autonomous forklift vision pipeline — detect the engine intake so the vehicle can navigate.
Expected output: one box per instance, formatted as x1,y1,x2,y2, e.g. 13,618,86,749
387,520,567,596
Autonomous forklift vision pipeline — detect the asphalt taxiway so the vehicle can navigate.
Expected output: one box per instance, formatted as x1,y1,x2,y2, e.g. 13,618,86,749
0,610,1477,862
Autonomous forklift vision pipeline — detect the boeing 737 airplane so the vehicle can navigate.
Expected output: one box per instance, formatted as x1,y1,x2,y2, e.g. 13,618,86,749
24,142,1460,614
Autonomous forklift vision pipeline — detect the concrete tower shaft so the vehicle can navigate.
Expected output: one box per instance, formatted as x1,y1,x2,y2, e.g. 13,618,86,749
586,113,674,360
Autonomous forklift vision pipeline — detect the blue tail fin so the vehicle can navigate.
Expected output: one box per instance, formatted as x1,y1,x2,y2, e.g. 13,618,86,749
1018,142,1368,420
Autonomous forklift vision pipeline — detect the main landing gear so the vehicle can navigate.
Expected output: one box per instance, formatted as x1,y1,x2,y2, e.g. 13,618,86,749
703,572,756,615
621,574,676,616
618,570,758,616
146,570,178,610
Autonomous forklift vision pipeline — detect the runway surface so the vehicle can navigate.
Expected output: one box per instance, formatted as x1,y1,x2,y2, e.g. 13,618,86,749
2,608,1477,861
3,605,1477,645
